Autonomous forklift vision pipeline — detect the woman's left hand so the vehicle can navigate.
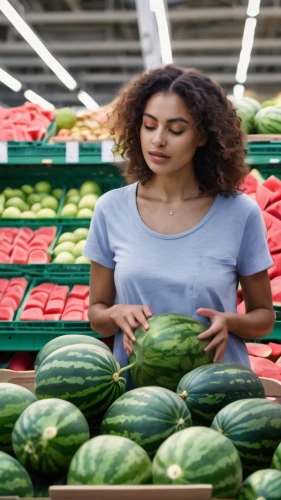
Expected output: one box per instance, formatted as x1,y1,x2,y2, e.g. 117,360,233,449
196,308,229,363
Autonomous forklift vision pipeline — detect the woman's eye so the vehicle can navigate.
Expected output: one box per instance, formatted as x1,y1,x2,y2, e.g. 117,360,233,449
170,130,183,135
144,125,155,130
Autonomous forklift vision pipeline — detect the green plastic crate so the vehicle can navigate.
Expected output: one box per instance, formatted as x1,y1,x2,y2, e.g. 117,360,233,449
0,330,101,351
247,140,281,166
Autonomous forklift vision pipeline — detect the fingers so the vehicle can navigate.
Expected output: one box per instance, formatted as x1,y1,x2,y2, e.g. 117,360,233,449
205,332,227,353
117,318,136,342
143,306,153,318
134,310,150,331
124,335,133,356
213,343,226,363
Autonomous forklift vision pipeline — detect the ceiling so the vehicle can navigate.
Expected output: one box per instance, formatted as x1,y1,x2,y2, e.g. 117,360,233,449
0,0,280,108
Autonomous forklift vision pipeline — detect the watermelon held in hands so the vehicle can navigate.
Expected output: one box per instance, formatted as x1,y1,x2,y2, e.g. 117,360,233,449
12,398,90,480
100,386,192,457
176,362,265,426
0,451,33,498
211,398,281,476
152,426,242,498
237,469,281,500
128,314,213,391
245,342,272,358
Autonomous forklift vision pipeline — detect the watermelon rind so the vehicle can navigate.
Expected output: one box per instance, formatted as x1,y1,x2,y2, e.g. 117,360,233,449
271,442,281,471
67,435,152,485
255,106,281,134
100,386,192,457
34,334,111,372
176,362,265,426
0,450,34,497
12,398,90,479
0,382,37,453
237,469,281,500
35,343,126,417
211,398,281,476
128,314,213,391
152,426,242,498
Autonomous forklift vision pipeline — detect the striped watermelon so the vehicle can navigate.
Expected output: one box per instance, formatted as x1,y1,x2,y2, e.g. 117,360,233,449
128,314,213,391
67,435,152,485
271,442,281,471
255,106,281,134
152,426,242,498
176,362,265,426
237,469,281,500
100,387,192,457
0,383,37,453
12,398,90,479
233,98,256,134
34,334,111,372
0,451,33,497
211,398,281,476
35,344,126,417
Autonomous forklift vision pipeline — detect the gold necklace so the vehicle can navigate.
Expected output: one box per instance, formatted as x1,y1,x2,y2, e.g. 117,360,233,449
150,185,199,215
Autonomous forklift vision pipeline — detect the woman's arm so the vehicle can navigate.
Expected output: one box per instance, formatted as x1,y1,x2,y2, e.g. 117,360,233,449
197,269,275,362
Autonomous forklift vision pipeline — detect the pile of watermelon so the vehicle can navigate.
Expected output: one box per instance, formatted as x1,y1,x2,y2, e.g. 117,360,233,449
0,227,56,264
231,96,281,134
0,102,54,142
0,277,28,321
20,283,89,321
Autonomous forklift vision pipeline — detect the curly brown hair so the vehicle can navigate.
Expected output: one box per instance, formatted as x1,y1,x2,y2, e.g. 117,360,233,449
112,64,249,196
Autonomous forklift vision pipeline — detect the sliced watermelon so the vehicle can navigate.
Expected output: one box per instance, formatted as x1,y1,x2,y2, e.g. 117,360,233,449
63,305,84,315
28,250,48,263
10,247,28,264
267,342,281,362
240,170,264,194
266,201,281,221
83,310,89,321
0,279,9,293
49,286,69,301
45,299,65,315
20,307,44,320
8,352,35,371
84,296,89,309
61,311,83,321
29,241,49,251
268,254,281,279
30,283,54,295
249,355,281,381
34,227,57,242
18,227,34,242
0,296,18,311
246,342,272,358
9,278,28,290
263,175,281,192
69,285,89,300
1,241,13,254
0,307,14,321
255,184,272,210
4,285,25,307
24,296,48,311
237,301,245,314
12,238,29,251
0,252,10,263
268,230,281,254
43,313,61,321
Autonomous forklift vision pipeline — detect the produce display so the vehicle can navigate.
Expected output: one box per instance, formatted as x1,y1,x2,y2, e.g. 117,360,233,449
0,182,63,219
0,450,34,497
0,102,54,142
51,227,90,264
20,283,89,321
60,181,101,220
0,227,56,264
237,469,281,500
231,96,281,134
0,277,28,321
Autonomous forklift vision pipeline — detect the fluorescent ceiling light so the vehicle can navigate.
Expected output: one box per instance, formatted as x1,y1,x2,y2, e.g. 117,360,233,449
242,17,257,51
247,0,261,17
233,84,245,99
0,68,22,92
24,89,55,110
0,0,77,90
77,90,100,111
150,0,173,65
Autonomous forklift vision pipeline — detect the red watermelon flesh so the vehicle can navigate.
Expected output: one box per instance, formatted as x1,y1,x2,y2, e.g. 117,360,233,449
24,295,48,311
69,285,89,300
50,286,69,301
268,342,281,362
45,299,65,315
0,296,17,311
276,357,281,367
61,311,83,321
268,254,281,279
18,227,34,242
268,230,281,254
0,279,9,294
264,213,281,234
1,241,13,254
13,238,29,251
0,252,10,263
255,184,272,210
4,285,25,306
84,295,89,309
263,176,281,192
29,241,49,251
0,307,14,321
246,343,272,358
10,247,28,264
9,278,27,290
28,250,49,263
20,307,44,320
249,355,281,381
30,283,54,295
8,352,34,371
237,301,245,314
43,313,61,321
266,202,281,221
83,310,88,321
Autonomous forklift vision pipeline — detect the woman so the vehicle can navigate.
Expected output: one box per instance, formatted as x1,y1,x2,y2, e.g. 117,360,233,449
83,64,275,386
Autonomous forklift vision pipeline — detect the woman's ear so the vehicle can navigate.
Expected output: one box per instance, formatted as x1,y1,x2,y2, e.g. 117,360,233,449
198,133,208,147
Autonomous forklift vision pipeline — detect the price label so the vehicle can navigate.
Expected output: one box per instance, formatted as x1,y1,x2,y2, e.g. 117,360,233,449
101,140,123,163
0,142,8,163
66,142,79,163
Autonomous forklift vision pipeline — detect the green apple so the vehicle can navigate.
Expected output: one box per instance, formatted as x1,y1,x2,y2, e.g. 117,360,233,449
2,188,13,199
52,188,63,199
78,194,98,211
27,193,41,206
80,181,102,197
66,188,79,198
21,184,34,195
31,203,42,214
36,208,56,218
75,256,90,264
77,208,92,219
21,211,36,219
57,232,76,245
41,196,59,212
2,207,21,218
5,197,29,212
60,204,78,218
53,242,75,256
52,252,76,264
66,194,80,205
72,239,86,258
73,228,89,241
6,189,26,201
35,181,52,194
38,193,49,201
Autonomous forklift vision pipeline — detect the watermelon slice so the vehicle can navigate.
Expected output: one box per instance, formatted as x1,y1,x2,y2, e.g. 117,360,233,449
255,184,272,210
29,241,49,251
266,201,281,221
237,301,245,314
50,286,69,301
0,307,14,321
4,285,25,307
268,230,281,254
20,307,44,320
0,296,18,311
83,310,89,321
28,250,48,263
30,283,54,295
249,355,281,381
263,175,281,192
240,170,264,194
0,252,10,263
1,241,13,254
84,296,89,309
8,352,35,371
0,279,9,294
43,313,61,321
276,357,281,367
69,285,89,300
267,342,281,362
268,254,281,279
9,277,28,289
12,238,29,251
45,299,65,315
61,311,83,321
246,342,272,358
24,295,48,310
18,228,34,242
10,247,28,264
34,227,57,244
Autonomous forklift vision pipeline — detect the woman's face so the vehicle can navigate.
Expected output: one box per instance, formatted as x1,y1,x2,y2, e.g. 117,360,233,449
140,92,206,176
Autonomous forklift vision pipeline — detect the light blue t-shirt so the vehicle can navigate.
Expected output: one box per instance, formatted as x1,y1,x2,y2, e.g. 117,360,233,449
84,182,273,385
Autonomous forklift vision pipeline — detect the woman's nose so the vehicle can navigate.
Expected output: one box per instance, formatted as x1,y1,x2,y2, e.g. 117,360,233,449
152,132,166,147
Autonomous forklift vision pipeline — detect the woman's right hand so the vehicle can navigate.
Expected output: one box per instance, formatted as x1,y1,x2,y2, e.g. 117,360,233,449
109,304,153,357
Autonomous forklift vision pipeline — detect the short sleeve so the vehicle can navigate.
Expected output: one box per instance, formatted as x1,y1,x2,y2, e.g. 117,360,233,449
237,202,273,276
83,199,115,269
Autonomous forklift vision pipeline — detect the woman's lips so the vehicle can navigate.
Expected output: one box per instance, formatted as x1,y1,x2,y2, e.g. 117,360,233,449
148,152,170,163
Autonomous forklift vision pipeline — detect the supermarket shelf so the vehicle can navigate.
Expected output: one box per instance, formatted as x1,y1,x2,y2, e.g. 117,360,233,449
247,137,281,166
0,330,101,351
0,263,90,278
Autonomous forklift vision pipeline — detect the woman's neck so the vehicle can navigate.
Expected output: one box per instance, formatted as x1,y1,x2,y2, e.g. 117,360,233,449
145,171,200,203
